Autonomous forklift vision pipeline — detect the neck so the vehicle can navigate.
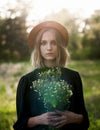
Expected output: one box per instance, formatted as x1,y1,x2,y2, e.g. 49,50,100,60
44,60,56,67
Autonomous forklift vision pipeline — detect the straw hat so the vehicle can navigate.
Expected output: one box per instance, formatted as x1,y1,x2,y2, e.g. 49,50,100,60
28,21,69,48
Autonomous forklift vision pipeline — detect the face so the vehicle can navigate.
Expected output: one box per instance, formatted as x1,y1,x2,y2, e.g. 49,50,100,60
40,30,58,65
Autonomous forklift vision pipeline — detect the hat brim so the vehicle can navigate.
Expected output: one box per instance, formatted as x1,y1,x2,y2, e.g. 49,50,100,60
28,21,69,48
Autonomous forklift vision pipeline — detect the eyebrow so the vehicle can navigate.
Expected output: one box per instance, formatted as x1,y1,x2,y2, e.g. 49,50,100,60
41,39,56,42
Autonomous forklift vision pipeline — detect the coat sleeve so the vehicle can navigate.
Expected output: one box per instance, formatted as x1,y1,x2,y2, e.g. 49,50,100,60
13,76,30,130
74,72,90,130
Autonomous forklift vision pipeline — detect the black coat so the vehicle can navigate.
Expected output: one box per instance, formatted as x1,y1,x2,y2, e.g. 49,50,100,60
13,67,89,130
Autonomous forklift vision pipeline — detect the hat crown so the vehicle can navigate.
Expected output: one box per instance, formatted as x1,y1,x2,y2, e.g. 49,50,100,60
28,21,69,48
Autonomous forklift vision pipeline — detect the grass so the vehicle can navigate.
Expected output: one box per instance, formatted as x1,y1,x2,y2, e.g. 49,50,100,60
68,60,100,130
0,60,100,130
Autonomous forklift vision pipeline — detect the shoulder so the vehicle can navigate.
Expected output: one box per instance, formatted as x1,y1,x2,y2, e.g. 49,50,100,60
62,67,79,75
62,68,83,88
19,69,39,82
62,67,81,80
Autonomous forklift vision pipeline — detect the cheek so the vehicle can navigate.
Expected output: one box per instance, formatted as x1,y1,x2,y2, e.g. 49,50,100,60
40,46,44,55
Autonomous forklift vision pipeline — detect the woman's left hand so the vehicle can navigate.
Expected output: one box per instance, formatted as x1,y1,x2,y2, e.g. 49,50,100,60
51,110,83,128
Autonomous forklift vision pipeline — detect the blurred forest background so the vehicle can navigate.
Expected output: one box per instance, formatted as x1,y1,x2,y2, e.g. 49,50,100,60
0,0,100,130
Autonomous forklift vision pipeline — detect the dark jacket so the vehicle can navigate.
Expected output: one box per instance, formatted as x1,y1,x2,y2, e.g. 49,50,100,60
13,67,89,130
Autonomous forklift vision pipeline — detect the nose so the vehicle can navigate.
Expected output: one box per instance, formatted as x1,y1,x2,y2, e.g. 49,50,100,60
47,43,52,50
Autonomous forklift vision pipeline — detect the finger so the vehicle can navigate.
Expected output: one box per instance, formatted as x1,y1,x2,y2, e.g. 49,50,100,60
53,116,63,122
53,120,65,128
48,118,60,126
55,122,65,128
55,110,64,116
48,112,57,116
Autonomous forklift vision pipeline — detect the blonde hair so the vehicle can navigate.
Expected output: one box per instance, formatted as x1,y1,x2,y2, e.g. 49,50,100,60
31,28,70,68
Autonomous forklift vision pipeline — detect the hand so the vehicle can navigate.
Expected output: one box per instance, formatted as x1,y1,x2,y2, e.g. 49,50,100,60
28,110,83,128
50,110,83,128
27,111,58,128
37,112,58,126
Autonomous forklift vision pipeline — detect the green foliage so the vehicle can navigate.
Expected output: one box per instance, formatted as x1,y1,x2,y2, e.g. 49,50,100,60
0,9,100,62
0,111,16,130
68,60,100,130
0,60,100,130
80,10,100,60
0,17,30,62
71,46,100,60
0,86,6,95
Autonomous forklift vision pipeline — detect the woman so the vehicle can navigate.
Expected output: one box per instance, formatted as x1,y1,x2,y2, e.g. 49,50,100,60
13,21,89,130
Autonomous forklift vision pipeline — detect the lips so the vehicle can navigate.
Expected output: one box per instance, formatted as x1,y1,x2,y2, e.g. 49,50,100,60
46,53,54,55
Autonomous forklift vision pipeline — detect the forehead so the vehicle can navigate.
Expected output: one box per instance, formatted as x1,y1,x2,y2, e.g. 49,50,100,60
41,29,56,39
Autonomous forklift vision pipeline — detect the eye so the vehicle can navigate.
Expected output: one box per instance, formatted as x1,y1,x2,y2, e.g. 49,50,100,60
41,40,47,46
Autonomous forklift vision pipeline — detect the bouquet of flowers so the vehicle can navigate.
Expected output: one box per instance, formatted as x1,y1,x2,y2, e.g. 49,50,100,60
32,67,73,111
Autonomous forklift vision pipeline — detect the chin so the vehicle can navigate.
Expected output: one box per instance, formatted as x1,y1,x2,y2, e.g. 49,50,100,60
45,57,55,60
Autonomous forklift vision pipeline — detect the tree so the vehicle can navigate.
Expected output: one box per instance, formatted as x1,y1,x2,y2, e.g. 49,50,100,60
0,0,31,62
82,10,100,59
0,17,29,61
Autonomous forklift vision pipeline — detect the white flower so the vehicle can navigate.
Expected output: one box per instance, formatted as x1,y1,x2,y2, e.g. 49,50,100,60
32,68,73,111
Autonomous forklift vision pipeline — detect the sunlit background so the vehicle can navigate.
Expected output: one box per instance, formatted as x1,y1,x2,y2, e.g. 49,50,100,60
0,0,100,27
0,0,100,18
0,1,100,130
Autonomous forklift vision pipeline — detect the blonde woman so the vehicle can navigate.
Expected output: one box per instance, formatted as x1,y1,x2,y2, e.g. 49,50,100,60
13,21,89,130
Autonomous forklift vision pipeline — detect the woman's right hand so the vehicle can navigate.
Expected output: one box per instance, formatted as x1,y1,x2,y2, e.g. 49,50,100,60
27,112,57,128
37,112,57,125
